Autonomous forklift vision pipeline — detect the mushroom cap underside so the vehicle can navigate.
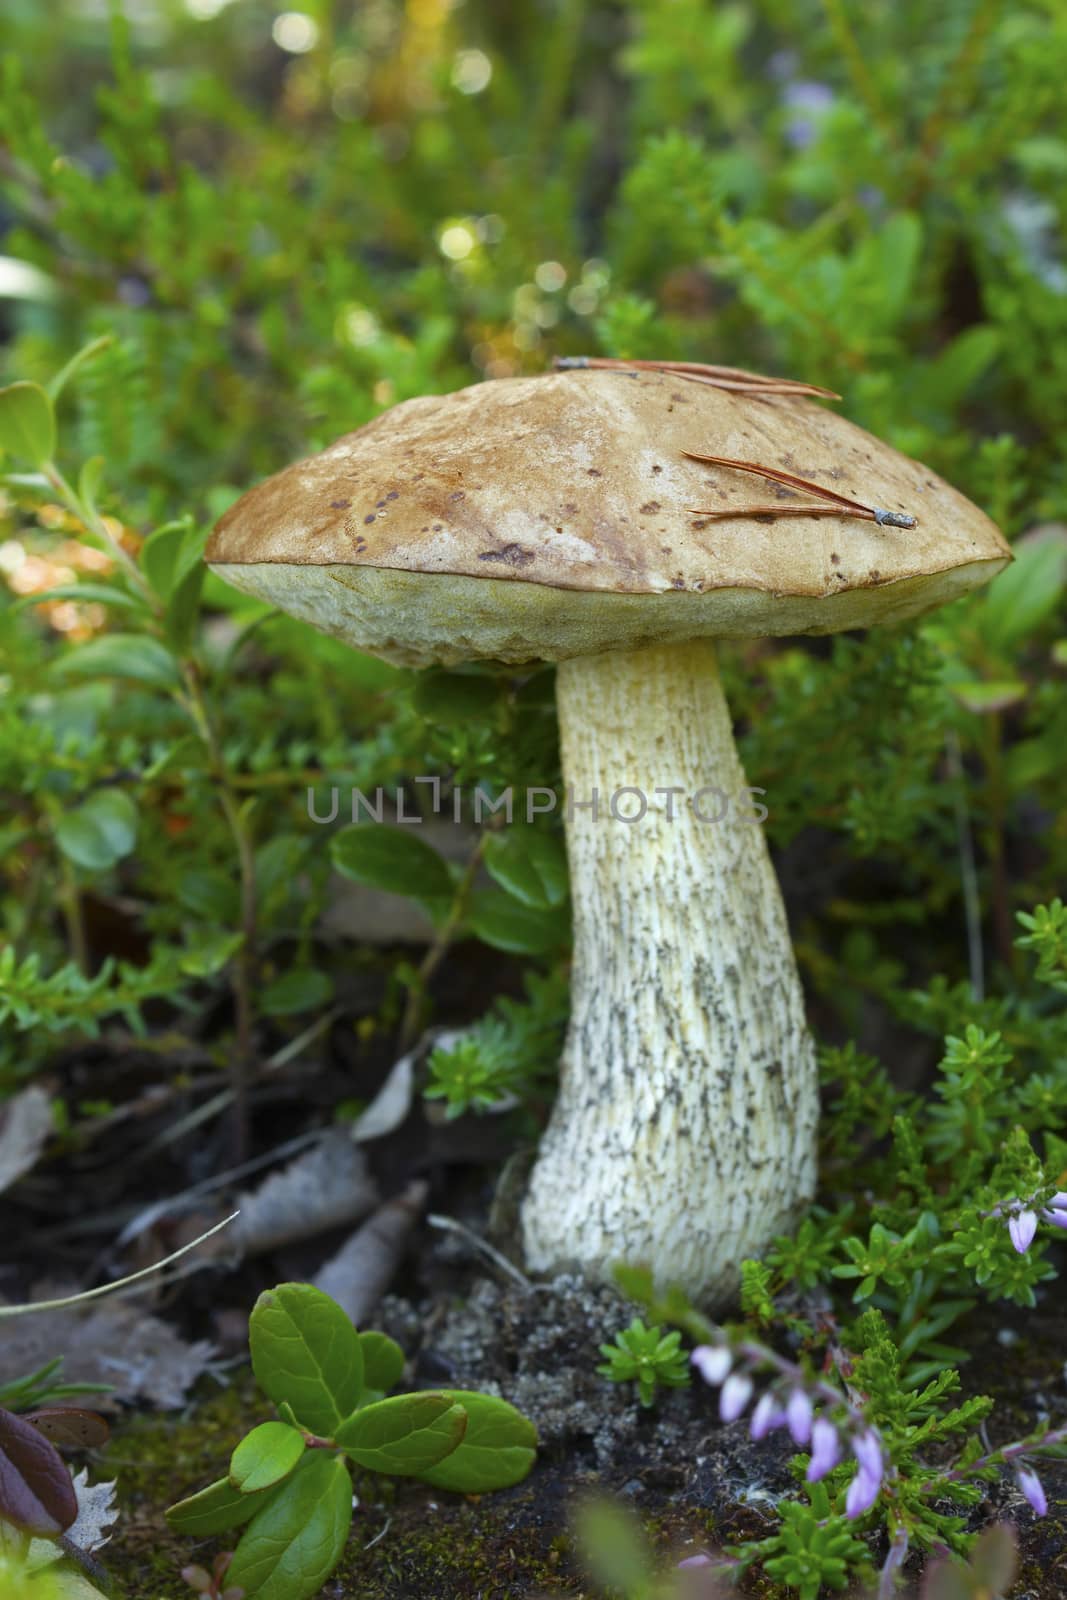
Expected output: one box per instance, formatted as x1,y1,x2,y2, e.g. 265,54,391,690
205,558,1002,668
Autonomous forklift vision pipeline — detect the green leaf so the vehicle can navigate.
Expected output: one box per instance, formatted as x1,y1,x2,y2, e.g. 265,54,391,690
51,634,180,690
176,867,239,922
249,1283,364,1437
0,381,56,464
868,212,922,322
260,968,333,1017
574,1500,655,1597
467,888,570,954
54,790,138,872
330,824,454,904
414,1390,537,1492
229,1421,306,1494
335,1393,467,1475
12,582,147,614
165,1474,281,1535
484,829,569,910
255,834,311,906
163,561,205,654
356,1331,405,1401
982,527,1067,650
77,454,105,522
45,336,114,403
413,669,504,722
141,519,207,602
178,929,243,977
224,1453,353,1600
950,680,1028,714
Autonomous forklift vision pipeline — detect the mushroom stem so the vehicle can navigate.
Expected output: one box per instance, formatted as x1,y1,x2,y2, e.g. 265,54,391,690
520,638,819,1306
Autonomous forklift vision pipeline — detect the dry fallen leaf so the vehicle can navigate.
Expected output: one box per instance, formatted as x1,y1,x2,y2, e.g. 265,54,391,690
231,1127,379,1256
0,1299,216,1409
314,1179,428,1325
27,1469,118,1569
0,1086,53,1194
350,1045,419,1143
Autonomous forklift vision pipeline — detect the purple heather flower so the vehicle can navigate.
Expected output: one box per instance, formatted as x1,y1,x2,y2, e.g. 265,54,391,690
1009,1209,1038,1253
782,80,835,148
845,1466,882,1518
1017,1465,1048,1517
806,1416,843,1482
750,1391,787,1441
786,1387,814,1445
852,1428,884,1481
691,1344,732,1387
720,1372,754,1422
1043,1192,1067,1228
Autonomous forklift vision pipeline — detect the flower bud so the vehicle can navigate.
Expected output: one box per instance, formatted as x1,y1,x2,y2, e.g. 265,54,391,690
691,1344,732,1387
719,1372,754,1422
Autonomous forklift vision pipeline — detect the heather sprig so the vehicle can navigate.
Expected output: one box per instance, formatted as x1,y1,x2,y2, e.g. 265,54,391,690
686,1305,1064,1596
690,1336,887,1519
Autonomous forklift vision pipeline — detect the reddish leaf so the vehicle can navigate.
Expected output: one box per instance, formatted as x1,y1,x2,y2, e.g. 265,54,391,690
0,1403,78,1534
23,1407,111,1449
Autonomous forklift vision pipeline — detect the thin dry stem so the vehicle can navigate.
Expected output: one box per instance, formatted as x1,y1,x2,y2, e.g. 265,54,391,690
553,355,841,400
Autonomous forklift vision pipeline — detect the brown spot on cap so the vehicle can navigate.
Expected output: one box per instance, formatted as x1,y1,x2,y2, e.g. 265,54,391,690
478,543,535,568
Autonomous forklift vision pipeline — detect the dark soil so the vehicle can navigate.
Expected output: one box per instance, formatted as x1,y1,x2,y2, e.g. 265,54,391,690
94,1247,1067,1600
7,942,1066,1599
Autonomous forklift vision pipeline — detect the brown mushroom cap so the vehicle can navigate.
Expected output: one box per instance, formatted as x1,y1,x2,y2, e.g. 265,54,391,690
206,369,1011,667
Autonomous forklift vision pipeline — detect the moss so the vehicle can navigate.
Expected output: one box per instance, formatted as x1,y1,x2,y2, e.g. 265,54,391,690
97,1372,580,1599
96,1372,751,1599
100,1375,266,1598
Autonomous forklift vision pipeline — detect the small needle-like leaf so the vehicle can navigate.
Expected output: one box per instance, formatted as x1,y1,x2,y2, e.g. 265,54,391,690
682,451,917,528
554,355,841,400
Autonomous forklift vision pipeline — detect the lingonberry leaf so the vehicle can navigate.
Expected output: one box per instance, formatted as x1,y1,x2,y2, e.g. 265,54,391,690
224,1452,353,1600
249,1283,363,1437
355,1330,405,1401
334,1393,467,1474
166,1474,283,1536
229,1421,306,1493
0,381,55,464
412,1391,538,1492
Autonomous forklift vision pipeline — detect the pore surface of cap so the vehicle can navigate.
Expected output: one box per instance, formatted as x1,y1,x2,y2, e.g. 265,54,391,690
207,370,1011,666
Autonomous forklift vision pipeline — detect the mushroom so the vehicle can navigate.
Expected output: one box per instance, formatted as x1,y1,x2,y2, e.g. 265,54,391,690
206,368,1010,1304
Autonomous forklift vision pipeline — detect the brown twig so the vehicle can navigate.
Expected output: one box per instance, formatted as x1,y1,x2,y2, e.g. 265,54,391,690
682,451,917,528
553,355,841,400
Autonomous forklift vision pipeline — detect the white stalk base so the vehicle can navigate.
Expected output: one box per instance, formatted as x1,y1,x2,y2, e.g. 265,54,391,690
520,639,819,1307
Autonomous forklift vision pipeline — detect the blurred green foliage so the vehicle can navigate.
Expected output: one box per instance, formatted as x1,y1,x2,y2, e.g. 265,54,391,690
1,2,1066,1594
